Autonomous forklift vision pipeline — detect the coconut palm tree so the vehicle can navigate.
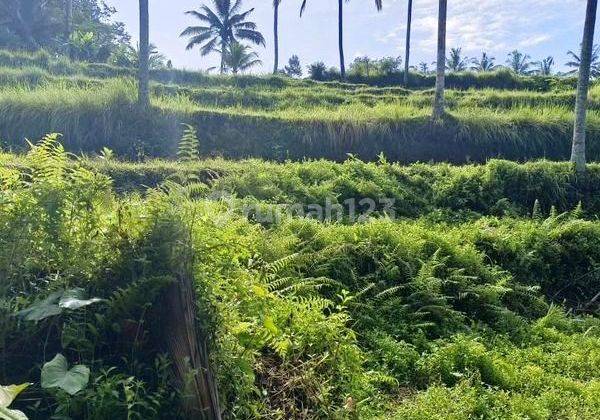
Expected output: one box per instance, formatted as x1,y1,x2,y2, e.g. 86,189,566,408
225,42,262,73
506,50,532,75
471,52,497,72
571,0,598,172
446,47,469,72
566,45,600,78
404,0,413,86
533,56,554,75
181,0,265,74
433,0,447,119
300,0,383,79
138,0,150,108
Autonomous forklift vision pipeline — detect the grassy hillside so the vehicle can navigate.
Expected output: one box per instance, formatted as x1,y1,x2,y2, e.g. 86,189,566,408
0,49,596,163
2,137,600,418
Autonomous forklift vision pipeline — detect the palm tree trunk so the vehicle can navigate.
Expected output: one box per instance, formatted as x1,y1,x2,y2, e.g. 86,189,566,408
138,0,150,108
432,0,447,120
571,0,598,172
338,0,346,78
221,40,226,74
164,272,222,419
404,0,413,87
64,0,73,58
273,1,279,74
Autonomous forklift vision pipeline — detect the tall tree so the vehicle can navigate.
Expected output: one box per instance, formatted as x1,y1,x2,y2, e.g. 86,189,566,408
404,0,413,86
284,55,303,77
65,0,73,57
0,0,46,48
301,0,383,79
571,0,598,172
273,0,281,74
471,52,497,72
506,50,532,75
138,0,150,108
533,56,554,75
225,42,262,74
446,47,469,72
433,0,447,119
181,0,265,74
0,0,129,58
566,45,600,78
109,43,167,70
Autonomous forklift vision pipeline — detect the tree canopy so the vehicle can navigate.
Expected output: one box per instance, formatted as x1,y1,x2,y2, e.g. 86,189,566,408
0,0,129,61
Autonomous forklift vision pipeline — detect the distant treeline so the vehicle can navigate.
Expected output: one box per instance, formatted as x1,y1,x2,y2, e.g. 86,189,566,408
0,49,580,91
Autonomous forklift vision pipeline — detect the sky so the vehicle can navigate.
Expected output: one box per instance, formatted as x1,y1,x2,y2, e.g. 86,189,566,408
104,0,592,73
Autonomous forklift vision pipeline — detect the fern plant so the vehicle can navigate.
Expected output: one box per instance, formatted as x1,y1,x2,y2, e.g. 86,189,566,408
177,124,200,162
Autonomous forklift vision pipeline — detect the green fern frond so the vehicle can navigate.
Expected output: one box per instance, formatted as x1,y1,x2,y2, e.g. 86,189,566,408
177,124,200,162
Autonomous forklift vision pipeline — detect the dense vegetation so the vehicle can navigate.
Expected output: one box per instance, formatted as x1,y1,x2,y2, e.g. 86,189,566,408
2,0,599,417
0,0,130,61
2,136,600,418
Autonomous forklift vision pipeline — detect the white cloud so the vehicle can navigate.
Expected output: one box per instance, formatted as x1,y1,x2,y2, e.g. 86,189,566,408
383,0,581,58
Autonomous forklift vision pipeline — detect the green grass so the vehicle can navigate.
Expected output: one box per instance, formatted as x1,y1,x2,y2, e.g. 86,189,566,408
0,48,598,163
0,74,599,163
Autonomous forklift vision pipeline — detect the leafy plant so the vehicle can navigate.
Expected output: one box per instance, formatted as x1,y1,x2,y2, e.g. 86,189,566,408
0,383,30,420
16,289,103,322
177,124,200,162
41,354,90,396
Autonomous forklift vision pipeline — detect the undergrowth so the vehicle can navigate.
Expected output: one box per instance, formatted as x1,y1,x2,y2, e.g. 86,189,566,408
1,137,600,418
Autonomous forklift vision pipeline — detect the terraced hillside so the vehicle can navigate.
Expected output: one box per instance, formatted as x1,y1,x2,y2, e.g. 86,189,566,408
0,49,597,163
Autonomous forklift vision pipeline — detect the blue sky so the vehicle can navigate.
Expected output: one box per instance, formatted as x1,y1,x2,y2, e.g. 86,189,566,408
105,0,592,73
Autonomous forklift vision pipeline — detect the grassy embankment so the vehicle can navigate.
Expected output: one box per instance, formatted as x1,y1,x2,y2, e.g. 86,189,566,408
0,49,597,163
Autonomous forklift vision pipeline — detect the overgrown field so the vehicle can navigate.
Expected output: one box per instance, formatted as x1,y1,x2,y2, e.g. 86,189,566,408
0,49,598,163
2,136,600,418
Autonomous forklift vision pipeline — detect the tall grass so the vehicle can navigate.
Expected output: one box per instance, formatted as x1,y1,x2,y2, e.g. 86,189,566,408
1,78,599,162
0,56,599,162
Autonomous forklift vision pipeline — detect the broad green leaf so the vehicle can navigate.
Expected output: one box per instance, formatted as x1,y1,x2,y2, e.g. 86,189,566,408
0,384,30,420
15,291,63,322
16,289,103,321
0,406,28,420
0,383,30,407
58,288,103,310
41,354,89,395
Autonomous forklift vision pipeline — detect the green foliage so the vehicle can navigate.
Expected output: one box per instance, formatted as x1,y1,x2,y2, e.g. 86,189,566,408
41,354,90,396
0,1,128,60
3,137,600,418
176,124,200,162
0,383,29,420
